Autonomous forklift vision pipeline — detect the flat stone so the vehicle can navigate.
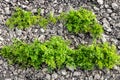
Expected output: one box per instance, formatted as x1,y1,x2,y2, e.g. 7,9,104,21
111,3,118,10
73,71,81,76
0,60,3,65
0,36,4,41
104,4,109,8
52,73,58,79
93,6,99,11
61,70,67,76
40,28,45,33
38,35,45,42
97,0,103,5
94,74,101,79
101,34,108,42
5,78,11,80
31,9,37,13
45,74,51,80
15,28,22,36
102,18,112,32
107,9,112,13
5,7,10,14
5,0,10,2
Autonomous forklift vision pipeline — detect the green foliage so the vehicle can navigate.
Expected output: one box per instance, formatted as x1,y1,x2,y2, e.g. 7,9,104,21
6,7,38,29
61,7,103,38
42,36,71,69
0,36,120,70
74,42,120,70
0,39,44,69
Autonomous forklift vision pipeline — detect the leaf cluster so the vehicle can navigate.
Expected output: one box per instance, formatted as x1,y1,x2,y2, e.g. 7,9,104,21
0,36,120,70
61,7,103,38
74,43,120,70
6,8,38,29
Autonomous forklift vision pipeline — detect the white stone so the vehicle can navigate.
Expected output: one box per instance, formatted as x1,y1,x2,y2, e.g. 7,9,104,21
112,3,118,10
94,74,101,79
52,73,58,79
5,0,10,2
45,74,51,80
61,70,67,75
0,60,3,65
5,78,12,80
101,34,109,43
0,36,4,41
102,18,112,32
5,7,10,14
38,35,45,42
40,28,45,33
97,0,103,5
73,71,81,76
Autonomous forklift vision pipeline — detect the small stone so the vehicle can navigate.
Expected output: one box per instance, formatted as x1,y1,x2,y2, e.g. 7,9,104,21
104,4,109,8
113,66,120,70
0,29,2,34
61,70,67,76
103,24,112,32
5,7,10,14
41,9,44,16
12,0,17,3
116,32,120,39
15,28,22,36
107,9,112,13
73,71,81,76
111,3,118,10
102,18,112,32
0,36,4,41
93,6,99,11
116,76,120,80
45,74,51,80
0,60,3,65
39,0,44,4
38,35,45,42
94,74,101,79
21,5,27,9
5,0,10,2
101,34,108,42
52,73,58,79
57,30,63,35
31,9,37,13
40,28,45,33
5,78,11,80
97,0,103,5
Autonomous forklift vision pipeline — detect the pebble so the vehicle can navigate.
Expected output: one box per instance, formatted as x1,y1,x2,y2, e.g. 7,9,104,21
40,28,45,33
45,74,51,80
4,7,10,15
93,6,99,11
97,0,103,5
52,73,58,79
73,71,81,76
31,9,37,13
0,36,4,41
94,74,101,79
102,18,112,32
0,60,3,65
61,70,67,76
111,3,118,10
107,9,112,13
5,0,10,2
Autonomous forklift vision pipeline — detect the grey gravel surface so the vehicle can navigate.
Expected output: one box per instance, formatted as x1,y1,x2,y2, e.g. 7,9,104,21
0,0,120,80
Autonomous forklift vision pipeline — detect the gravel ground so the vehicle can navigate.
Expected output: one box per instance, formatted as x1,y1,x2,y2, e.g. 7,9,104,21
0,0,120,80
